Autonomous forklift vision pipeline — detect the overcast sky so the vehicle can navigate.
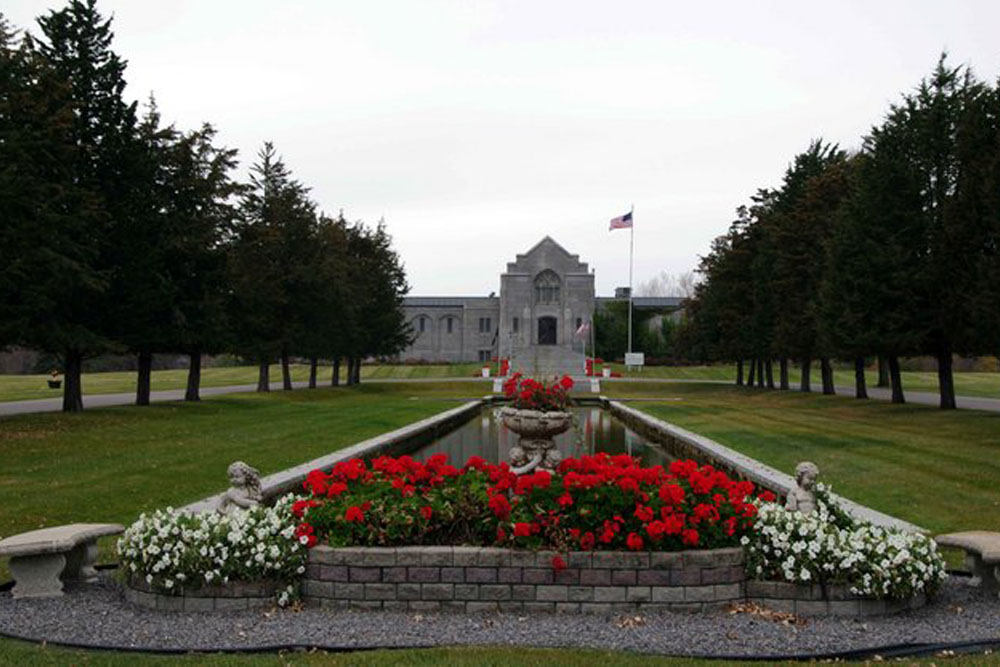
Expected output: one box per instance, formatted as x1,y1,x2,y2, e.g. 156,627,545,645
6,1,1000,296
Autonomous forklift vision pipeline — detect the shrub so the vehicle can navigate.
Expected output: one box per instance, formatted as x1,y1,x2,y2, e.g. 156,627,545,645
293,453,766,553
117,495,307,605
745,484,947,600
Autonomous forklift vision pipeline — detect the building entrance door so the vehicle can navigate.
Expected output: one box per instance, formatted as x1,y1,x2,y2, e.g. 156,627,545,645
538,316,557,345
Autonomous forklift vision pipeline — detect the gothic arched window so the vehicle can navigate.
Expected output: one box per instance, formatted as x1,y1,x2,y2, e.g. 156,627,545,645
534,270,561,305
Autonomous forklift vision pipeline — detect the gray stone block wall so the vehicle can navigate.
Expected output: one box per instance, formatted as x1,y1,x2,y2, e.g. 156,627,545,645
124,579,282,612
744,580,928,616
303,546,746,613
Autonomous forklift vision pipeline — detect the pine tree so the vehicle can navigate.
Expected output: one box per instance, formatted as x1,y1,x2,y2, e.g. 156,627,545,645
33,0,139,411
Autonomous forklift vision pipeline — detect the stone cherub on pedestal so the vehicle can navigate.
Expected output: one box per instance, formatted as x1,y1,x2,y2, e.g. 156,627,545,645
217,461,262,514
785,461,819,515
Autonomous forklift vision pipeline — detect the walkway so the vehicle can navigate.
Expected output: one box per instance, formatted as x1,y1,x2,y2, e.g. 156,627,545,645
603,377,1000,412
2,375,998,417
0,378,492,418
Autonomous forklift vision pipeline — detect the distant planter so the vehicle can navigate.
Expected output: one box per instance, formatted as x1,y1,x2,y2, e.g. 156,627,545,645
48,380,61,389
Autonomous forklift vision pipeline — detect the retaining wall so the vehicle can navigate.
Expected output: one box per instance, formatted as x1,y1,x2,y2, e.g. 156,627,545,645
745,580,927,616
125,578,283,612
301,545,746,613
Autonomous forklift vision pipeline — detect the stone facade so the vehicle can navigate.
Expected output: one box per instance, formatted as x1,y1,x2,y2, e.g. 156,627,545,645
399,237,681,363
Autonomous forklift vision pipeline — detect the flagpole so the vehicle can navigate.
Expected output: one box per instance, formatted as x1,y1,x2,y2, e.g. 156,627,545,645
628,204,634,355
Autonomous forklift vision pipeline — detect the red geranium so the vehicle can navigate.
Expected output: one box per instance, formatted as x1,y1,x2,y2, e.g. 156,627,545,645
344,506,365,523
626,532,644,550
488,494,512,519
513,522,533,538
420,506,433,521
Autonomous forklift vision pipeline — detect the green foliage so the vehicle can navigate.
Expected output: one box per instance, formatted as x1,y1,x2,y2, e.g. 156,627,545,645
686,54,1000,407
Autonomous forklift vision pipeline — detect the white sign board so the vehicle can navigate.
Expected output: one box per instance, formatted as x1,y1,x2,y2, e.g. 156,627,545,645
624,352,645,367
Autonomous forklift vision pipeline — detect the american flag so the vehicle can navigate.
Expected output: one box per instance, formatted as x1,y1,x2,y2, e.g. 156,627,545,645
609,211,633,230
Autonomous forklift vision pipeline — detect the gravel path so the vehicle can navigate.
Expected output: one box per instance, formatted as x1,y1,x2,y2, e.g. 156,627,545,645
2,575,999,659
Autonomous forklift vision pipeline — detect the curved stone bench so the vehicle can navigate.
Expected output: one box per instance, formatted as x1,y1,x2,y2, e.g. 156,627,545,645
0,523,124,598
936,531,1000,595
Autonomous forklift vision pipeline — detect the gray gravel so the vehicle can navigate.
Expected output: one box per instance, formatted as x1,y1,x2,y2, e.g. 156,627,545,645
2,574,1000,659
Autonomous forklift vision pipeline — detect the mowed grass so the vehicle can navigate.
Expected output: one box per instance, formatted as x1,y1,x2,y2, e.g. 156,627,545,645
603,382,1000,534
0,382,481,541
1,640,997,666
0,363,484,402
605,363,1000,398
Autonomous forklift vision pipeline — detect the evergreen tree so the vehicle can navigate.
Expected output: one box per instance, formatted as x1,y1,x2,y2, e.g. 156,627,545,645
166,124,241,401
33,0,139,411
230,142,316,391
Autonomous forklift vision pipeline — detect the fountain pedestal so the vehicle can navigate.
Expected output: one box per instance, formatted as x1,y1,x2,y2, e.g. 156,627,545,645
499,407,572,474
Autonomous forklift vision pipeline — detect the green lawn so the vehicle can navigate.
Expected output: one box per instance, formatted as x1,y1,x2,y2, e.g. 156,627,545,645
605,363,1000,398
0,382,484,543
0,639,994,665
604,382,1000,534
0,363,484,402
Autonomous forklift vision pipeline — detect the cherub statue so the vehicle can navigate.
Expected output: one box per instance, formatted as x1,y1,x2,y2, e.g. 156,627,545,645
541,446,562,472
217,461,262,514
509,445,530,468
785,461,819,515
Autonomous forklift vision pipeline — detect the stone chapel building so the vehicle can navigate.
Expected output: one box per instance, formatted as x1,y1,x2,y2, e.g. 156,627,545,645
399,237,681,363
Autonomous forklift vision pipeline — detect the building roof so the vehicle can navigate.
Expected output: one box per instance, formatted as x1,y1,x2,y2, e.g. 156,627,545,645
596,296,685,309
403,296,497,307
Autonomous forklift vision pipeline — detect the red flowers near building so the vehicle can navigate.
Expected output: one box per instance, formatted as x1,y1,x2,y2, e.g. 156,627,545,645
501,372,574,412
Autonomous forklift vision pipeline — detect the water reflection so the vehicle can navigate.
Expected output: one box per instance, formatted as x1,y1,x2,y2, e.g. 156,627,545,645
408,406,672,467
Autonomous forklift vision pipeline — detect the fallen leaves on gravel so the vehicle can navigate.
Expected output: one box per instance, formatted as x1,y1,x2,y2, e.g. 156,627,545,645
616,615,646,629
728,601,806,626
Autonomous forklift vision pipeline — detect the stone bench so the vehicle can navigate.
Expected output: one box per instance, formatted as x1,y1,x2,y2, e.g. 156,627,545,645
936,531,1000,595
0,523,124,598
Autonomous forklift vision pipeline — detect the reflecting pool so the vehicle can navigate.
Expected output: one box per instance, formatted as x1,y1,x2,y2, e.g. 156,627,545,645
408,405,672,467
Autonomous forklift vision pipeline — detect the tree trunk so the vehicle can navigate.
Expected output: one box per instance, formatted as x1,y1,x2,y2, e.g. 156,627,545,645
309,356,318,389
854,356,868,399
779,358,789,390
936,347,956,410
820,357,835,395
185,351,201,401
352,357,362,384
281,348,292,390
799,358,811,392
877,356,890,388
888,355,905,404
62,349,84,412
257,358,270,392
765,359,775,389
332,358,341,386
136,349,153,406
345,357,356,386
735,359,743,386
746,358,756,386
755,359,764,388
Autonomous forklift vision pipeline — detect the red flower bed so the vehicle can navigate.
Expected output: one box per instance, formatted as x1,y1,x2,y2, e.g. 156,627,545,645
293,453,766,554
501,372,574,412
